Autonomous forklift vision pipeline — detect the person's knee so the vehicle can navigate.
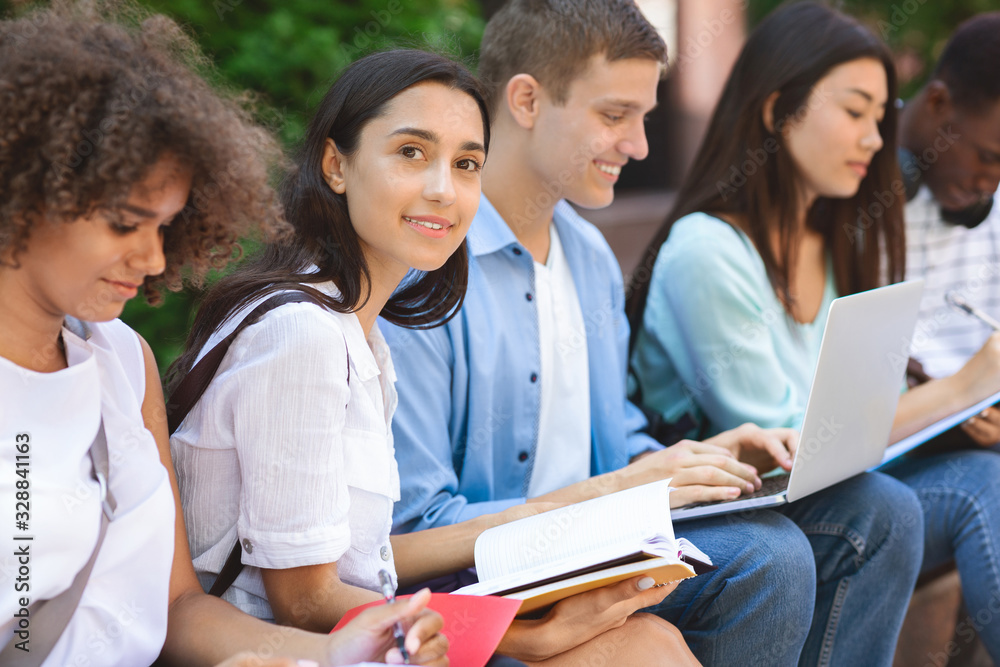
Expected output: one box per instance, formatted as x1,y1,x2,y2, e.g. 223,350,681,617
730,511,815,590
618,614,698,666
941,450,1000,494
624,612,681,639
668,513,812,661
860,473,924,558
824,473,923,576
912,451,1000,541
697,511,816,613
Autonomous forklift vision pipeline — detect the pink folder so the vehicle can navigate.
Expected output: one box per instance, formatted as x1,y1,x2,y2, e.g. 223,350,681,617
332,593,521,667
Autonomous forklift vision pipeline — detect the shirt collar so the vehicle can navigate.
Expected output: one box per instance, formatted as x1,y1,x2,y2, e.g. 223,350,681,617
367,322,396,385
469,193,580,258
467,193,521,257
313,280,383,383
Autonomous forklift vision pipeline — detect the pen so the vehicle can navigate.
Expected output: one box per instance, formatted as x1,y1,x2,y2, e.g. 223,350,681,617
377,569,410,664
945,291,1000,332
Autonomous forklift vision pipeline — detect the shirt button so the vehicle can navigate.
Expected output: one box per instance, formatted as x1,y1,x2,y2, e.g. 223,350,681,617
512,247,523,256
530,373,538,383
380,545,390,561
526,293,533,302
242,538,253,554
518,451,529,462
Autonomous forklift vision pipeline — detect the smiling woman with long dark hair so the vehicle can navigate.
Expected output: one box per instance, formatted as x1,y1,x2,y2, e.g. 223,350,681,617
168,50,487,658
627,2,1000,662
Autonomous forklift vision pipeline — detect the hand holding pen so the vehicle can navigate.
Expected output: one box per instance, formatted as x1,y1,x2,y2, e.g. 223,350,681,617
945,291,1000,445
945,291,1000,331
378,569,411,664
325,585,447,666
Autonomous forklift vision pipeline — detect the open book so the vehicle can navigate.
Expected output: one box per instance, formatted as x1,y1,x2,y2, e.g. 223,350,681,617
455,480,714,615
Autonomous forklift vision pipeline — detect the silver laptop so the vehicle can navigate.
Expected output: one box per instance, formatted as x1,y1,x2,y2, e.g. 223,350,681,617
671,279,925,522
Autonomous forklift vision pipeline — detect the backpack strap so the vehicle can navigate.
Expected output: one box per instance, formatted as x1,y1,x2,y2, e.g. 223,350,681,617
168,292,334,435
1,420,115,666
166,290,349,597
207,541,246,598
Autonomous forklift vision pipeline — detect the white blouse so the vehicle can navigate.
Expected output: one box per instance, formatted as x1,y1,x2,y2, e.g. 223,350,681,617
170,282,401,621
0,319,175,666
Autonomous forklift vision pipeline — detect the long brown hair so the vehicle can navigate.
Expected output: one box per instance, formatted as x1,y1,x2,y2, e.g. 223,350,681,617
626,2,904,347
169,50,490,391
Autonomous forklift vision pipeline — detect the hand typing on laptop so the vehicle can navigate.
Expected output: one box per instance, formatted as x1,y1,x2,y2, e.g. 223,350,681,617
625,424,797,509
703,424,798,475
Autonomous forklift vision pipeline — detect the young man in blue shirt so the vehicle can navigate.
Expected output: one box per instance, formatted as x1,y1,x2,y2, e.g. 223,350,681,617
383,1,923,663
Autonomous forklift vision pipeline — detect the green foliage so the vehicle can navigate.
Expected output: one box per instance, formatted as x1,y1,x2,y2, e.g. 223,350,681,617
114,0,484,372
121,286,199,375
748,0,1000,97
9,0,995,372
144,0,485,145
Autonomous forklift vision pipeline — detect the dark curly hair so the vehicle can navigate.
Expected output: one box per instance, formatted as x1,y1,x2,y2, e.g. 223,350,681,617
932,12,1000,113
0,0,288,304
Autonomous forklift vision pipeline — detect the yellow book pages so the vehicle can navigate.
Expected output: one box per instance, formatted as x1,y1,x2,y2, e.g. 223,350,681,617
510,557,697,616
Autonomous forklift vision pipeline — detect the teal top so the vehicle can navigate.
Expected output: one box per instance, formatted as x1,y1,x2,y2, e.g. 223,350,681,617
629,212,836,438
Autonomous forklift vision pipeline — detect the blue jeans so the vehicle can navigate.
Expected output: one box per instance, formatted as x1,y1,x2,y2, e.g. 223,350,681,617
882,449,1000,661
654,472,923,667
776,472,923,666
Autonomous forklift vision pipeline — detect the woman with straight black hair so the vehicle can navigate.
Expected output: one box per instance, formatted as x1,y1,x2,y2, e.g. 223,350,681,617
626,3,904,330
169,50,484,666
170,50,479,370
170,48,696,666
628,1,1000,661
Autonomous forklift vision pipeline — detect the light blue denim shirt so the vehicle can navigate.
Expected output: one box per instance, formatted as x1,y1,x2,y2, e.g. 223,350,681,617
630,212,836,438
382,194,662,533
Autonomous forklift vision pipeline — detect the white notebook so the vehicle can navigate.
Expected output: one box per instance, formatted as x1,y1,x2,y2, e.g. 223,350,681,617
455,481,713,614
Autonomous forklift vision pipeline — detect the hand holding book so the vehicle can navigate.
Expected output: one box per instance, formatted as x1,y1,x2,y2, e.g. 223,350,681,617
456,480,713,614
494,574,681,661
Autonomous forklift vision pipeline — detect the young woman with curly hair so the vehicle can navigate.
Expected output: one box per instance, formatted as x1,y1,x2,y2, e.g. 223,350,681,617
0,3,446,665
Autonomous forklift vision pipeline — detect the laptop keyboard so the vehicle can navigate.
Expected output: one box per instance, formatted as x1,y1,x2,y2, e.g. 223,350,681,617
685,474,790,508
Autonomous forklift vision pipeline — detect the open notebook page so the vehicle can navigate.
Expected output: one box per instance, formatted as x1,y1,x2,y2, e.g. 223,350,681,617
474,480,675,581
457,534,683,597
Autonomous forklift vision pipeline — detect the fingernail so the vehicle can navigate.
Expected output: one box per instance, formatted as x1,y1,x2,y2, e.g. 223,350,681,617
637,576,656,590
729,487,741,497
297,662,320,667
981,411,990,419
745,482,755,493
